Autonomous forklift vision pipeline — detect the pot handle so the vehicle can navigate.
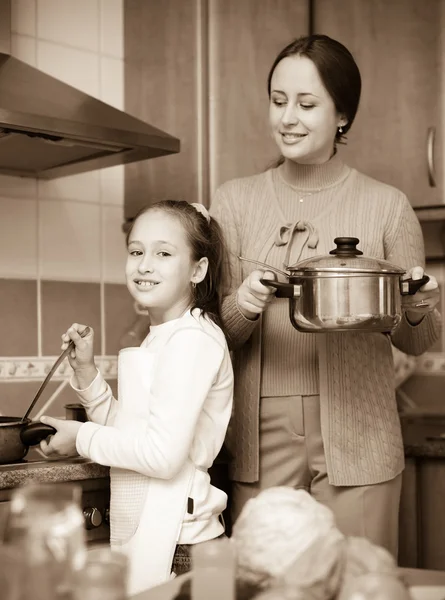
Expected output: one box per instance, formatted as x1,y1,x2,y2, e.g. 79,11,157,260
20,422,57,446
400,275,430,295
260,279,297,298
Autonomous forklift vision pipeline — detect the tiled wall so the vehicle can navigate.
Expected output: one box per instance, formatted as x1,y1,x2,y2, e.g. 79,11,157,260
0,0,141,419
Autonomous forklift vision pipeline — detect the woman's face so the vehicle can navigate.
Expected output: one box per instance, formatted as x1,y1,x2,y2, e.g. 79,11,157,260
269,55,345,165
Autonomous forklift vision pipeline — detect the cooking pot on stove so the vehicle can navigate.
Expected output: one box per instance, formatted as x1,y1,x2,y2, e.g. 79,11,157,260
0,419,56,464
244,237,429,333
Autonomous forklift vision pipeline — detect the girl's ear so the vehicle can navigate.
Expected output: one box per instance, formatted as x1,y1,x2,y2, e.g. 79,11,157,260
192,257,209,285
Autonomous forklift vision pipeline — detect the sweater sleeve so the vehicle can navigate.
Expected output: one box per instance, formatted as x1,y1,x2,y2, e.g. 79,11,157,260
386,195,441,355
71,369,118,426
210,182,259,350
76,328,225,479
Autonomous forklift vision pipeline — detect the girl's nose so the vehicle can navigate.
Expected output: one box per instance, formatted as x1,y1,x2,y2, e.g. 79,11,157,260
138,257,153,273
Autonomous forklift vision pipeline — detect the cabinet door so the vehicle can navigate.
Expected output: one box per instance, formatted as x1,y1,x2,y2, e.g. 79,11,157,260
124,0,206,219
314,0,443,207
208,0,309,192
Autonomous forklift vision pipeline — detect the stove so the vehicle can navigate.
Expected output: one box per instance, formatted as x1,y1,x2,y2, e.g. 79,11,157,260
0,453,110,544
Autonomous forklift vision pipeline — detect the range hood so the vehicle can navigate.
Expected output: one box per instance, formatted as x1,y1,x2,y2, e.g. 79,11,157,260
0,0,180,179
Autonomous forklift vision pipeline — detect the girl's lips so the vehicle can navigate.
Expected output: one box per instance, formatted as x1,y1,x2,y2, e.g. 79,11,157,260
134,280,160,288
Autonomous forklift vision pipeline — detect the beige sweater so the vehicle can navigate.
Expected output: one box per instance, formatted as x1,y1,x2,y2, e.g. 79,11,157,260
210,154,441,486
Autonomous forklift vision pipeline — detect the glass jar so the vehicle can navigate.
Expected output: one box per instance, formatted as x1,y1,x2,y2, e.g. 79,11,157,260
5,481,87,600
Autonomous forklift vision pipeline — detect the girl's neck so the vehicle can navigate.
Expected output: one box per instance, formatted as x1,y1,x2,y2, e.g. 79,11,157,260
280,151,345,190
147,300,192,327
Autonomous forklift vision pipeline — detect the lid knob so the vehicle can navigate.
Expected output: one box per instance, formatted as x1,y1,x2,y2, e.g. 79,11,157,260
329,237,363,256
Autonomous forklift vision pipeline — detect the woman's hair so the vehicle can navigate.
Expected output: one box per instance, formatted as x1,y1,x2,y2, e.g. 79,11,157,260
125,200,229,332
267,34,362,145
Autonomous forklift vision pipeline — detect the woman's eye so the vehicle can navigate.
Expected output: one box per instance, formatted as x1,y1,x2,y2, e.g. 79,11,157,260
129,250,142,256
300,103,314,110
272,99,286,107
157,251,171,257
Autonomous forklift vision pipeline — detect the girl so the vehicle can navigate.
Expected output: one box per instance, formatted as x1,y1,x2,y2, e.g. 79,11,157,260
39,200,234,595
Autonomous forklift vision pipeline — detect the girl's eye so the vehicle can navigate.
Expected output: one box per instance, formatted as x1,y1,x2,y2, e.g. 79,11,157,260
157,251,171,257
272,99,286,107
129,250,142,256
300,103,315,110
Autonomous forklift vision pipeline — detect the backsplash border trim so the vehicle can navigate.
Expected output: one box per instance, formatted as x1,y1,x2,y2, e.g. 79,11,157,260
0,356,117,381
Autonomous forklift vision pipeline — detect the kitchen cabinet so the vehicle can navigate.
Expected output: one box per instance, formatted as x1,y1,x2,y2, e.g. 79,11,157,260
399,413,445,570
124,0,309,220
313,0,443,207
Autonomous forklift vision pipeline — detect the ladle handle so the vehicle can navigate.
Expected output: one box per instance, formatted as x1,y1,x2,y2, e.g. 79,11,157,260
400,275,430,295
22,326,91,422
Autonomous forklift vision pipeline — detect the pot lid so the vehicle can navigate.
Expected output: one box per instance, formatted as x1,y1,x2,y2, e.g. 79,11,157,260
288,237,405,275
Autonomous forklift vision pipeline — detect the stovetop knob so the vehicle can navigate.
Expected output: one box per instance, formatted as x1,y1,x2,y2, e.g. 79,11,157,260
83,507,103,530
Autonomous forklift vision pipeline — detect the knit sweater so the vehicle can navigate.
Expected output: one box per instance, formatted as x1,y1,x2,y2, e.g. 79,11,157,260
210,153,441,486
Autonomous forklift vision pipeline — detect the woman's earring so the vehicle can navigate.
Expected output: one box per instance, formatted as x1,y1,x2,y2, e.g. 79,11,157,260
191,282,196,289
338,126,343,134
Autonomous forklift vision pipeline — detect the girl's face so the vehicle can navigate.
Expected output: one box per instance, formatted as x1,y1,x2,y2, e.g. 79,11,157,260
126,210,208,326
269,55,345,165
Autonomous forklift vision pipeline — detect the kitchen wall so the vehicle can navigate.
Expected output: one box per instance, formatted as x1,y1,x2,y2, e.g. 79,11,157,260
0,0,138,418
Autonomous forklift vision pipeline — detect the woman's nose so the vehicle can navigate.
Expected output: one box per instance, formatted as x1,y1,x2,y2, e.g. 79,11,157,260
281,104,298,126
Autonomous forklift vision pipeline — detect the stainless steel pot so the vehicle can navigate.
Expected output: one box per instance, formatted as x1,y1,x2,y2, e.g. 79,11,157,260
244,237,429,333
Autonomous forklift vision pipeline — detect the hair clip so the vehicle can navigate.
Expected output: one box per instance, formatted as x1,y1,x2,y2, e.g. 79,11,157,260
191,202,211,224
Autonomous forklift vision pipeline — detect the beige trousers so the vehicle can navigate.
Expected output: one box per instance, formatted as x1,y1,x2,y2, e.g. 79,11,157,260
231,395,402,558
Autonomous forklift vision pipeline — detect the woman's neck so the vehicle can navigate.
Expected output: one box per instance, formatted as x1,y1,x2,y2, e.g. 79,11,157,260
280,151,346,190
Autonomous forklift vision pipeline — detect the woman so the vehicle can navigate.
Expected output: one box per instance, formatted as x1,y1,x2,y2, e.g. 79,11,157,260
210,34,441,557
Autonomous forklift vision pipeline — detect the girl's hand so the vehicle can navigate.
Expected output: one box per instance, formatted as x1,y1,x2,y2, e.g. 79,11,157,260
62,323,95,369
39,416,82,458
401,266,440,324
236,270,277,320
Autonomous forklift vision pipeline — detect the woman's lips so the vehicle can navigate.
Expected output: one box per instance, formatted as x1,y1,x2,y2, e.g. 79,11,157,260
280,132,307,144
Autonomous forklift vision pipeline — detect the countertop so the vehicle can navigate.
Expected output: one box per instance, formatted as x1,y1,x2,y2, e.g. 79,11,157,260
402,411,445,459
0,455,109,491
129,568,445,600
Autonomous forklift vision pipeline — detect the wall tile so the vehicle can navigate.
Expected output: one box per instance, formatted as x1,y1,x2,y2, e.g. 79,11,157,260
100,165,124,206
100,0,123,58
11,34,37,65
0,280,37,356
11,0,36,37
100,56,124,109
102,205,126,284
36,0,100,52
38,171,100,204
37,40,100,98
39,200,101,282
0,175,37,198
40,281,101,355
104,283,146,354
0,197,37,279
400,374,445,413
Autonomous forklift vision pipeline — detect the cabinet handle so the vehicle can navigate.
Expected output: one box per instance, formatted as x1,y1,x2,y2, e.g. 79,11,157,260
427,126,437,188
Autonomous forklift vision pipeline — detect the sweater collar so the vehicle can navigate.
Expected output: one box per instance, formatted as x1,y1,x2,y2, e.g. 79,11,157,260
277,151,349,191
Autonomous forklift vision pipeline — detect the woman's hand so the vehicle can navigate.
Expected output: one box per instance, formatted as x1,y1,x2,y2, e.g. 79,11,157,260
236,270,277,320
39,416,82,458
62,323,97,388
401,266,440,325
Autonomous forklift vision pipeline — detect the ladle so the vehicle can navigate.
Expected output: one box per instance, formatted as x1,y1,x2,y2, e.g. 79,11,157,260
21,326,91,422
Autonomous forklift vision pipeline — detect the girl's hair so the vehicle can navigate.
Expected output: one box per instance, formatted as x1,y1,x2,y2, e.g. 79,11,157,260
267,34,362,150
125,200,229,332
